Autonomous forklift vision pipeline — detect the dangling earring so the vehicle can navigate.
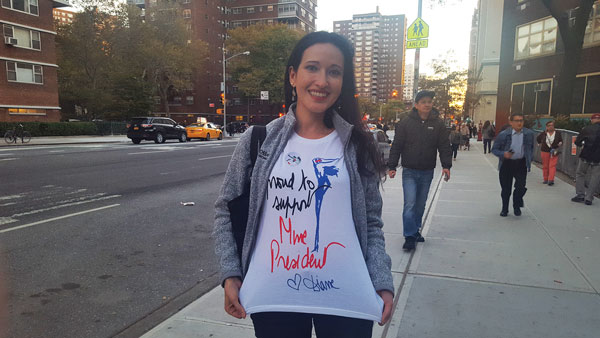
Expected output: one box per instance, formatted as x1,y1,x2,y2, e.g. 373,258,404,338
291,87,297,102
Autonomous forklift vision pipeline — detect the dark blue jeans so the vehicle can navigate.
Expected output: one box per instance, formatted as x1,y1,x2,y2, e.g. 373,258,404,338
251,312,373,338
402,168,434,237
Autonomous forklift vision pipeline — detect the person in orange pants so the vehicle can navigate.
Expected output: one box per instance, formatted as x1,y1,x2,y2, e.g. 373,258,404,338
536,120,563,186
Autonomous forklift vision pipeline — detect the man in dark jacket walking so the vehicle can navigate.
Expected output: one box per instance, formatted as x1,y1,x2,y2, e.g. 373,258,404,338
388,90,452,251
572,113,600,205
491,113,535,217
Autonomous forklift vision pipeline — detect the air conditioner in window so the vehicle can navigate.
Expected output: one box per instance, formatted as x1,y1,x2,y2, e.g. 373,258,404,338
4,37,18,45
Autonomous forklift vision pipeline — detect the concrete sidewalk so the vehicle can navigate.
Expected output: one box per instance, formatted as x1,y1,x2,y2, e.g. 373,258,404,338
0,135,130,147
139,140,600,338
0,134,242,147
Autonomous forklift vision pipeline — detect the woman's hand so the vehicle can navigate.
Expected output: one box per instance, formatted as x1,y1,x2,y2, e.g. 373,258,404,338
377,290,394,326
224,277,246,319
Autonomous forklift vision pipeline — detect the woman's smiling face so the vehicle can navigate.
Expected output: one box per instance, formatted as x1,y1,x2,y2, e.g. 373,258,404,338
289,43,344,116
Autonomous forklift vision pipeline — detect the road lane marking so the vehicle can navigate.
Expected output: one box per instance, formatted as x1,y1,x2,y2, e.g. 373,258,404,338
198,155,232,161
128,150,174,155
210,145,237,149
0,153,14,156
0,194,25,201
0,158,17,161
0,204,120,234
11,194,121,218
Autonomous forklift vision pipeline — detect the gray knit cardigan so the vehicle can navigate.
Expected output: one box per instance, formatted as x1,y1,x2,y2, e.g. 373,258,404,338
213,107,394,294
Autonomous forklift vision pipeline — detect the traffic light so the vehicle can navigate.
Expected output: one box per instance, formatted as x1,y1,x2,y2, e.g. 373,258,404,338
391,89,398,98
220,92,225,105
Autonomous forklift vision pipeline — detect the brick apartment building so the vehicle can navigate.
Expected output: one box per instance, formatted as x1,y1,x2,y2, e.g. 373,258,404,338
129,0,317,125
53,7,73,25
496,0,600,128
333,8,407,103
1,0,69,122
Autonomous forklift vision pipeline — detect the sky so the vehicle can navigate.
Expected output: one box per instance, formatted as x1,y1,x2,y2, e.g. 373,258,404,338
315,0,479,75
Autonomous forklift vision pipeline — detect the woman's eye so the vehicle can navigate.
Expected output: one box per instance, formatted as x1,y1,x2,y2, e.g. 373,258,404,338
329,69,342,77
306,65,318,72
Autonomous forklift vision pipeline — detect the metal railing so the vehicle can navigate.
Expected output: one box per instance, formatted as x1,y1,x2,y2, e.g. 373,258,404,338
533,129,600,195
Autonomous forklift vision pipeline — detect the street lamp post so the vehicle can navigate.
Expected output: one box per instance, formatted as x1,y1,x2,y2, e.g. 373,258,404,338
222,43,249,133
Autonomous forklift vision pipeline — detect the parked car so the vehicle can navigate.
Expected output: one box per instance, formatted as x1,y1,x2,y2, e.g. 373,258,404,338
371,129,392,164
127,117,187,144
186,122,223,141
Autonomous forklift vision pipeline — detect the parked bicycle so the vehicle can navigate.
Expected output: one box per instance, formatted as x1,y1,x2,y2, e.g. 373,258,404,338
4,124,31,144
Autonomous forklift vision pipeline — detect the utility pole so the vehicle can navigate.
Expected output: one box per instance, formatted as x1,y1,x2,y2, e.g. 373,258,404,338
413,0,423,99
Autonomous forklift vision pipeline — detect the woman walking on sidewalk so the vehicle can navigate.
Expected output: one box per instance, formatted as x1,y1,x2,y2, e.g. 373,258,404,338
450,125,461,161
536,120,562,186
460,123,470,150
482,120,495,154
213,32,394,338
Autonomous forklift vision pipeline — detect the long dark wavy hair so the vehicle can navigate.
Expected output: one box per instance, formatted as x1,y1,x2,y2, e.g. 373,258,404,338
283,31,385,176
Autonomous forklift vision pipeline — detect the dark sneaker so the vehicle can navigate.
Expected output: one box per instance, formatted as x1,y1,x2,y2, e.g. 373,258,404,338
514,207,522,216
500,210,508,217
415,232,425,243
403,236,416,251
571,196,585,203
543,181,548,184
548,181,554,186
585,200,592,205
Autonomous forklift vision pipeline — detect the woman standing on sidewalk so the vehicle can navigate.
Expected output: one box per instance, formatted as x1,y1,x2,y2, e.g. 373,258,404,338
213,32,394,338
482,120,495,154
536,120,562,185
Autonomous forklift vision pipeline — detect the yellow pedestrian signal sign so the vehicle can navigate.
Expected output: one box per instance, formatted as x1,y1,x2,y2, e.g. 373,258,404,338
216,108,223,115
407,18,429,40
407,39,429,49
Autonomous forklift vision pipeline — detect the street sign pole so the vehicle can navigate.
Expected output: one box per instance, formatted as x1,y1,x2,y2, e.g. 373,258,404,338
413,0,423,100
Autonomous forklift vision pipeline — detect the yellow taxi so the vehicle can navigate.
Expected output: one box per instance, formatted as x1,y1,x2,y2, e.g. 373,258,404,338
186,122,223,141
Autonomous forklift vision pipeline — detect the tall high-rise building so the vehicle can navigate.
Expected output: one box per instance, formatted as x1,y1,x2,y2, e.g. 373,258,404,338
467,0,503,125
403,63,414,102
128,0,316,124
333,8,407,103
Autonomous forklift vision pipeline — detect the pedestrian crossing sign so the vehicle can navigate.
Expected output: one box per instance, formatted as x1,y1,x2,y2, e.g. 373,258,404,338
407,18,429,40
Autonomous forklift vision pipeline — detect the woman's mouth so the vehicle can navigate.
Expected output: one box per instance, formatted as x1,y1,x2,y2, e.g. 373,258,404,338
308,90,329,101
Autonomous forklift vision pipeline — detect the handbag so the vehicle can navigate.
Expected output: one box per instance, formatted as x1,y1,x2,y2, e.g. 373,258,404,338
227,125,266,258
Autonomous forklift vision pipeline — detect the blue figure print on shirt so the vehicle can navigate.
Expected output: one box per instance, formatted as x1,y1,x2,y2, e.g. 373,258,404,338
312,157,340,252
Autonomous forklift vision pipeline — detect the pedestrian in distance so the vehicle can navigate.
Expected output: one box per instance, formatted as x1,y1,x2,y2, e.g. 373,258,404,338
536,120,563,186
571,113,600,205
387,90,452,251
491,113,535,217
449,125,461,161
213,31,394,338
460,123,470,150
482,120,495,154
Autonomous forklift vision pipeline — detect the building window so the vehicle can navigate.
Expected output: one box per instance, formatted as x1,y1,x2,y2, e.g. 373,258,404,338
584,2,600,47
183,0,190,3
233,8,242,14
183,9,191,18
247,7,254,14
267,5,273,11
6,61,43,84
278,4,296,15
1,0,38,15
186,96,194,105
232,21,242,27
515,17,557,59
3,25,41,50
510,80,552,115
8,108,44,115
570,74,600,114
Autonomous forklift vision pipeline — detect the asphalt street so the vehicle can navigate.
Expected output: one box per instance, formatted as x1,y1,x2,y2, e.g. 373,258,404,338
0,138,239,338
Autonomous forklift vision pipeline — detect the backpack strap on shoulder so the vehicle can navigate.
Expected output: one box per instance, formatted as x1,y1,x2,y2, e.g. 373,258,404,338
250,125,267,166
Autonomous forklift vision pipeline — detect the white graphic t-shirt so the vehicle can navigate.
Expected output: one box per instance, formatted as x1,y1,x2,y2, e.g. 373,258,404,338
239,130,384,321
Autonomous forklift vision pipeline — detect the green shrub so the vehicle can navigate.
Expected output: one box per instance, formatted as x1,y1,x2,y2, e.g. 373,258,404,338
0,122,98,137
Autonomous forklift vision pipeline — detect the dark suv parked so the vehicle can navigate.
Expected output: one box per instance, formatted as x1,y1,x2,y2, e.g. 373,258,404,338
127,117,187,144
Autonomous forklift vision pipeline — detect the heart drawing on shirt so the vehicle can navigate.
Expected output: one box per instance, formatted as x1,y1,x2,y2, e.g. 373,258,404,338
287,273,302,291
